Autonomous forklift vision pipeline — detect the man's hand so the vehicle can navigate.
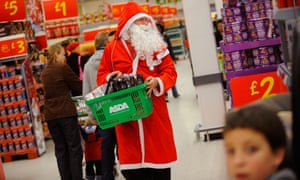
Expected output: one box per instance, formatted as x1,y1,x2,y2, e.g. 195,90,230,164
109,71,122,80
145,76,158,96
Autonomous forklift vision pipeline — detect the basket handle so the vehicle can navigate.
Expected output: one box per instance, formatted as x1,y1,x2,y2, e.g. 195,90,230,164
104,74,118,95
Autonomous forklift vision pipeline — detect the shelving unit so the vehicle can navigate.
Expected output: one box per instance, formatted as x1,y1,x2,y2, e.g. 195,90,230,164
0,34,46,162
166,28,186,59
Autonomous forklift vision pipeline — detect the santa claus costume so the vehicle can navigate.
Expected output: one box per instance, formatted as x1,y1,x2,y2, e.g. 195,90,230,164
96,2,177,179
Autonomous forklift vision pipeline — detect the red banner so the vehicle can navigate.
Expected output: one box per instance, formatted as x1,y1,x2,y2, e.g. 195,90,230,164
111,3,126,18
0,34,28,60
83,27,111,42
160,6,169,15
230,71,289,107
140,4,150,14
34,32,48,50
42,0,78,21
0,0,26,22
150,5,160,15
169,7,177,15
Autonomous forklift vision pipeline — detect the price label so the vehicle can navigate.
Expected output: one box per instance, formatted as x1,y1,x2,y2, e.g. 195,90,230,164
0,35,27,60
169,7,177,15
0,0,26,22
160,6,169,15
111,3,126,18
140,4,150,14
230,71,289,107
83,27,111,42
150,5,161,15
42,0,78,21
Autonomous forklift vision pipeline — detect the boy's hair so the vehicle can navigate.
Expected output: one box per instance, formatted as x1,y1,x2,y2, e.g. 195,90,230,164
224,104,287,152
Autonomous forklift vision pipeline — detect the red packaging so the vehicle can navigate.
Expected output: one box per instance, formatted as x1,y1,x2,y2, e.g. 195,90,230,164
276,0,286,8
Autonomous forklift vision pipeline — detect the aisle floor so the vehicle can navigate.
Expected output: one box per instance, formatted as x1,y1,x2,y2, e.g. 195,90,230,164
2,59,229,180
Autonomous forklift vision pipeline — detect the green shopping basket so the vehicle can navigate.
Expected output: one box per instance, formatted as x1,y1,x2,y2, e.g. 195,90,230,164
85,83,153,129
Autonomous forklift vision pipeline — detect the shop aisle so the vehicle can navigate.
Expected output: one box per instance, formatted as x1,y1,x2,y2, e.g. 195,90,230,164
2,59,229,180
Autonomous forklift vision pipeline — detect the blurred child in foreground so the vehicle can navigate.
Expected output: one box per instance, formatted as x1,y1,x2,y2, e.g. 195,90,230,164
223,104,296,180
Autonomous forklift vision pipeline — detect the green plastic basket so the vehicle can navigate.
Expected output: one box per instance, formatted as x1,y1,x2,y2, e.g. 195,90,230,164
85,83,153,129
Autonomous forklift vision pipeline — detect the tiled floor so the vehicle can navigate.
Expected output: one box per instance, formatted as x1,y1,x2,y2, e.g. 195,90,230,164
2,59,229,180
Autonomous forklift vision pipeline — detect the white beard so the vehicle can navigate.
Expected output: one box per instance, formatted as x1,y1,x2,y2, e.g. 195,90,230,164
123,24,167,69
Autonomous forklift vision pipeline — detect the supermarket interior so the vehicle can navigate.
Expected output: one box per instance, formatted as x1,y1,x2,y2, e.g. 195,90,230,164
0,0,300,180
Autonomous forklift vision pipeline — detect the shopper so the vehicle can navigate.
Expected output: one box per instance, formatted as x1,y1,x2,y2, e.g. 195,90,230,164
214,19,223,47
156,23,180,102
80,121,102,180
107,30,116,43
223,104,296,180
96,2,177,179
41,43,83,180
66,41,90,79
83,31,117,180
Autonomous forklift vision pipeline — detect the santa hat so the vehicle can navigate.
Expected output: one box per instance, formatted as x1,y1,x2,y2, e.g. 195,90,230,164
116,2,155,38
67,42,80,52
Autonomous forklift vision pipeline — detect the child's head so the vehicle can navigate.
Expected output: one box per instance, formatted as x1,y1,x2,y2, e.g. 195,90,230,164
223,104,287,180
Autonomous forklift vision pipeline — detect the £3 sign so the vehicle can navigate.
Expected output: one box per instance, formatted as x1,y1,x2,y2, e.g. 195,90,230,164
0,0,26,22
0,34,27,60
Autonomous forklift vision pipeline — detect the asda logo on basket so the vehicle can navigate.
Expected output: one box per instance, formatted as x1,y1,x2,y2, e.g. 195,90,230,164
109,102,129,114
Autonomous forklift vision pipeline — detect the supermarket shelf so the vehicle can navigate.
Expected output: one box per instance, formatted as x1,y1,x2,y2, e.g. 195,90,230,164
0,55,28,63
47,36,79,46
220,38,281,53
226,64,279,81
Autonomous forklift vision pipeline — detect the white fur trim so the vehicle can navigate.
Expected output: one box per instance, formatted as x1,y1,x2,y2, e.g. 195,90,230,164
106,74,111,82
137,120,145,163
153,78,164,96
119,161,176,170
119,13,155,38
156,49,169,60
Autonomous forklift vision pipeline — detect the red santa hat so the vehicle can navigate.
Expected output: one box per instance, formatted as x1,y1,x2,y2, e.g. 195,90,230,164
116,2,155,38
67,42,80,52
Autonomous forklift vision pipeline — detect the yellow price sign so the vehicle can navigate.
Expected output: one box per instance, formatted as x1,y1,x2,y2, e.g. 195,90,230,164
11,40,25,54
55,1,67,16
43,0,78,21
230,71,289,107
0,35,27,60
5,0,18,15
250,76,276,99
0,0,26,22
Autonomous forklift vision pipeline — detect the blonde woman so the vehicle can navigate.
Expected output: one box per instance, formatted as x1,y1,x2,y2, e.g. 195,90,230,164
41,43,83,180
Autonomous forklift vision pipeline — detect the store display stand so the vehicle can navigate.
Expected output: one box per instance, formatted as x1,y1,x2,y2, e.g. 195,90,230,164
0,34,46,163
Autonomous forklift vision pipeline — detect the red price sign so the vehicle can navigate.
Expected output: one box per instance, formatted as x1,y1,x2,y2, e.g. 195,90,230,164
169,7,177,15
111,3,126,18
0,34,27,60
0,0,26,22
42,0,78,21
230,71,289,107
161,6,169,15
150,5,161,16
83,27,111,42
140,4,150,14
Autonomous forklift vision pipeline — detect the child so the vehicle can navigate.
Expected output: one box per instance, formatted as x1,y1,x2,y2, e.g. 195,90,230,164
223,104,296,180
81,120,102,180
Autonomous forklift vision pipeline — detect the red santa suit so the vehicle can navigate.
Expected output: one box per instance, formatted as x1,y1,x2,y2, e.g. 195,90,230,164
96,2,177,170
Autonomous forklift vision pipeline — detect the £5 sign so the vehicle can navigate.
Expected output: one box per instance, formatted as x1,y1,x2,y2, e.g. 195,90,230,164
0,0,26,22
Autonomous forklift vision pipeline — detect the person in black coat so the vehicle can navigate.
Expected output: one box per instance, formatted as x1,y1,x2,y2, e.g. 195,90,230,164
156,23,180,102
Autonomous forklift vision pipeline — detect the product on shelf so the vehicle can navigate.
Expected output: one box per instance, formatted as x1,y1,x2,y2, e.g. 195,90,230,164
221,0,283,72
